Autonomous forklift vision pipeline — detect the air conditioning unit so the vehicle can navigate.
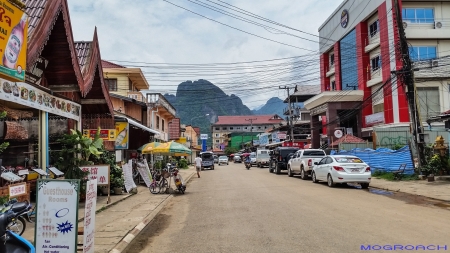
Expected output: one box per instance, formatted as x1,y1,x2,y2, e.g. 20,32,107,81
431,60,439,68
435,21,443,29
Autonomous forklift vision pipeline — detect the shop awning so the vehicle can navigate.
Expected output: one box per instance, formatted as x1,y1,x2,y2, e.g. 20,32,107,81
115,115,160,135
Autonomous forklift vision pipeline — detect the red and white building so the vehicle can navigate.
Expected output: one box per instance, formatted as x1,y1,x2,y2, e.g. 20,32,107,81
305,0,450,148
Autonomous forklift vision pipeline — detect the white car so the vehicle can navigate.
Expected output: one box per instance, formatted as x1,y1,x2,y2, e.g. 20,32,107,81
218,156,228,165
311,155,371,189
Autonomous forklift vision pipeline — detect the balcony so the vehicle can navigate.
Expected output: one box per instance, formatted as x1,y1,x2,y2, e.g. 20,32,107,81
404,19,450,39
325,64,335,77
367,68,382,87
413,56,450,79
365,32,380,53
127,91,144,102
146,93,176,117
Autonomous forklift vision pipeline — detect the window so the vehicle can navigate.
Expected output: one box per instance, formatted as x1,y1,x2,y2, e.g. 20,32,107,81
162,119,165,131
371,55,381,72
236,127,241,130
215,140,219,143
408,46,437,61
258,126,261,129
215,134,219,137
373,103,384,113
156,116,160,129
417,87,440,119
245,127,248,129
128,94,138,100
369,19,379,37
105,79,117,91
215,127,220,130
230,127,234,130
331,81,336,91
329,54,335,66
222,127,227,130
402,8,434,23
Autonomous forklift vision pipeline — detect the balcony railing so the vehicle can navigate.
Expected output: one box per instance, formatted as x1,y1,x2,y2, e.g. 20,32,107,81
146,93,176,116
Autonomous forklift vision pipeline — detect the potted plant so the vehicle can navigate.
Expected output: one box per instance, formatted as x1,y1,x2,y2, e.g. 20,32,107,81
110,165,124,194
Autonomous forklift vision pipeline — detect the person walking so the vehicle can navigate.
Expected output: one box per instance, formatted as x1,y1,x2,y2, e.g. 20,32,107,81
195,155,202,178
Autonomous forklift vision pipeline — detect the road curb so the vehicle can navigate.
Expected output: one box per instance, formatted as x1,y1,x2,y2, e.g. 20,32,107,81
109,170,196,253
368,185,449,202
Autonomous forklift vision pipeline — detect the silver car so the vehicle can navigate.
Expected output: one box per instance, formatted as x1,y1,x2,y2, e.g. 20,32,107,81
218,156,229,165
233,155,242,163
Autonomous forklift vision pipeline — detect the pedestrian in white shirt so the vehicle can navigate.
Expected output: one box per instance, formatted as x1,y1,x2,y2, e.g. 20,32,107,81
195,155,202,178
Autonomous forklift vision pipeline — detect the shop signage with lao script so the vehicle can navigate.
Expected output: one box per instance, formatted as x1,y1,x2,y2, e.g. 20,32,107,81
365,112,384,127
0,2,28,82
25,56,48,85
83,129,116,141
80,165,110,185
83,180,97,253
8,182,27,198
34,179,80,253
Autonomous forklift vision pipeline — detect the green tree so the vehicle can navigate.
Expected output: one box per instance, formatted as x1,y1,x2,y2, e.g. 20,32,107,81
224,147,238,156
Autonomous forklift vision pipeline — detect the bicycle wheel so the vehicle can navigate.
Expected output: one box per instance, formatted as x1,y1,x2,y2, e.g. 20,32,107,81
159,178,168,194
149,181,160,194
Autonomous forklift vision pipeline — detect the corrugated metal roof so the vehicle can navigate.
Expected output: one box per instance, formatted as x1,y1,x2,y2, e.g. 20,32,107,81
214,115,284,125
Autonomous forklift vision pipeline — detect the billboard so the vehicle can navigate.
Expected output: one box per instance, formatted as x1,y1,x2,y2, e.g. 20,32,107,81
114,122,129,149
0,2,28,81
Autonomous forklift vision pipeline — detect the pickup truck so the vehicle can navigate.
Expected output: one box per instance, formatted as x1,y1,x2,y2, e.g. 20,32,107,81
256,149,270,168
287,149,326,179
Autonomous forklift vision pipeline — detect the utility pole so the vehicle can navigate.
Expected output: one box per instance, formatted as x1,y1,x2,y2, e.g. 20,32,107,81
279,86,294,142
393,0,426,168
245,118,257,151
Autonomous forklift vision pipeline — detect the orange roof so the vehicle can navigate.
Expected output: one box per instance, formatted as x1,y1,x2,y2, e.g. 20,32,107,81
101,60,125,68
330,135,365,146
214,115,283,125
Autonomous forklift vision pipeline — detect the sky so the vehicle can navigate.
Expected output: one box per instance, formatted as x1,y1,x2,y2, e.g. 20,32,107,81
68,0,342,109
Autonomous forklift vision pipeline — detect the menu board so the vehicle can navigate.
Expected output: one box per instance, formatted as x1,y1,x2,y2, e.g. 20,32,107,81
0,78,81,121
34,179,80,253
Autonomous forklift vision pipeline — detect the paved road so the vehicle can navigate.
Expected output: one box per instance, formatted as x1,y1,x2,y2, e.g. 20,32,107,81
126,162,450,253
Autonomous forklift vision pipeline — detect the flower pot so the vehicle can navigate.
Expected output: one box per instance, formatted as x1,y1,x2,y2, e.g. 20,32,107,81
101,187,109,195
113,187,123,195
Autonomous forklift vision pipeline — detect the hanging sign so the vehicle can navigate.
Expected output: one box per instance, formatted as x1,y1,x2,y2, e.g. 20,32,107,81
0,77,81,121
0,2,28,82
8,182,27,198
83,179,97,253
80,165,110,204
83,129,116,141
115,122,129,149
34,179,80,253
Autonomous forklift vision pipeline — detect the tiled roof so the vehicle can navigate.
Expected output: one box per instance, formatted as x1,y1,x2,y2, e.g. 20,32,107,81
74,41,92,74
330,135,366,146
22,0,47,39
102,60,125,68
214,115,284,125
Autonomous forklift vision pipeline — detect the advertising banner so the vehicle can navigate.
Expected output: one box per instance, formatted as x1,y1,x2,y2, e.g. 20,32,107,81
0,77,81,121
83,129,116,141
83,180,97,253
271,132,280,143
259,134,269,146
115,122,129,149
135,159,152,187
123,162,136,193
0,2,28,82
34,179,80,253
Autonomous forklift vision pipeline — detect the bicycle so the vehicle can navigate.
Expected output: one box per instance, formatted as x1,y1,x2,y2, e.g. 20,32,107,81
149,169,163,194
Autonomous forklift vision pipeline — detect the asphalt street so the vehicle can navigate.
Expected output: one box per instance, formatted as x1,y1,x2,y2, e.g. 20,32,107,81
126,162,450,253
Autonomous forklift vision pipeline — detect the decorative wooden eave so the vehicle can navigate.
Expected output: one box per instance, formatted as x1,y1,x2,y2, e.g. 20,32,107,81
24,0,84,94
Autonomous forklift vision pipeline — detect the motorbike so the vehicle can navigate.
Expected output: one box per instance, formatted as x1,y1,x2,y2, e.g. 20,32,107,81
245,161,251,170
0,199,33,236
172,169,186,194
0,210,35,253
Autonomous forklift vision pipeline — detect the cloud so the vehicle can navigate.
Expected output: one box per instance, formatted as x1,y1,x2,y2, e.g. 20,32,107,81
68,0,341,109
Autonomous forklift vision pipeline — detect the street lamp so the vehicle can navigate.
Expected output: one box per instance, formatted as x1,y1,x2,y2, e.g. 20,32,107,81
190,114,209,163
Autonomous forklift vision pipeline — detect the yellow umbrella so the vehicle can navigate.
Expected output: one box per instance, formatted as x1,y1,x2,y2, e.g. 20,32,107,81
137,142,162,154
151,141,192,156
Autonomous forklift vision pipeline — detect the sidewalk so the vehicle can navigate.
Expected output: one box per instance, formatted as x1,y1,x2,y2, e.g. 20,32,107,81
22,167,196,253
370,177,450,201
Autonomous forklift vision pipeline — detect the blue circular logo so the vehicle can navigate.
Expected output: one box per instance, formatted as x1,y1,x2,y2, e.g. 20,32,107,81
55,208,69,218
341,9,349,28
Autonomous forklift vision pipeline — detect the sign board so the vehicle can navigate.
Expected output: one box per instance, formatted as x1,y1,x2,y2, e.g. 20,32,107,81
200,134,208,140
346,128,353,136
365,112,385,127
277,132,287,140
115,150,122,162
114,122,129,149
0,3,28,82
83,129,116,141
259,134,269,146
334,129,343,138
155,155,163,161
123,162,137,193
25,56,48,85
34,179,80,253
341,9,349,28
135,159,152,187
83,180,97,253
0,77,81,121
8,182,27,198
80,165,110,204
282,141,305,148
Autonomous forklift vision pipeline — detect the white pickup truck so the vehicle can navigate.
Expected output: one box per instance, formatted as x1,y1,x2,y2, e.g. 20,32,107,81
287,149,326,179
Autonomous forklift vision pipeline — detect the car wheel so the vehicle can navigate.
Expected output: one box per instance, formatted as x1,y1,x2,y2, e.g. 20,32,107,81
212,166,214,170
312,171,318,183
360,183,369,189
327,174,335,187
257,163,260,168
275,163,281,174
288,167,293,177
300,167,308,180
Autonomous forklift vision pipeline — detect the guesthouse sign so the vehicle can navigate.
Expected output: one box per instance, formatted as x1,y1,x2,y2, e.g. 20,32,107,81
341,9,349,28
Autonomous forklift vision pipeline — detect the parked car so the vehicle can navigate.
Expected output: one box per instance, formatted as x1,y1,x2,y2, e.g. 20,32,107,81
256,149,270,168
200,151,215,170
233,154,242,163
218,156,229,165
288,149,326,179
269,147,299,174
312,155,371,189
250,153,256,167
213,155,219,164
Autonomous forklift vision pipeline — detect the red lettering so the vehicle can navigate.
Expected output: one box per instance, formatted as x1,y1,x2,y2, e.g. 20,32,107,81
99,176,106,183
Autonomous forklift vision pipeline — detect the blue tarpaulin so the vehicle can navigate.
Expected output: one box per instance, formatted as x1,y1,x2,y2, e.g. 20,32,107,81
330,146,414,174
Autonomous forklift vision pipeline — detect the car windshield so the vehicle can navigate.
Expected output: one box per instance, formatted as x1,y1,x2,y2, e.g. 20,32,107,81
335,157,364,163
258,153,270,158
250,154,256,158
219,156,227,159
303,150,326,156
201,153,214,160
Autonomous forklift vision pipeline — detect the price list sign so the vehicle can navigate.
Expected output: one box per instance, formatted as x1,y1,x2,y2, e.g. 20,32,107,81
83,180,97,253
34,179,80,253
